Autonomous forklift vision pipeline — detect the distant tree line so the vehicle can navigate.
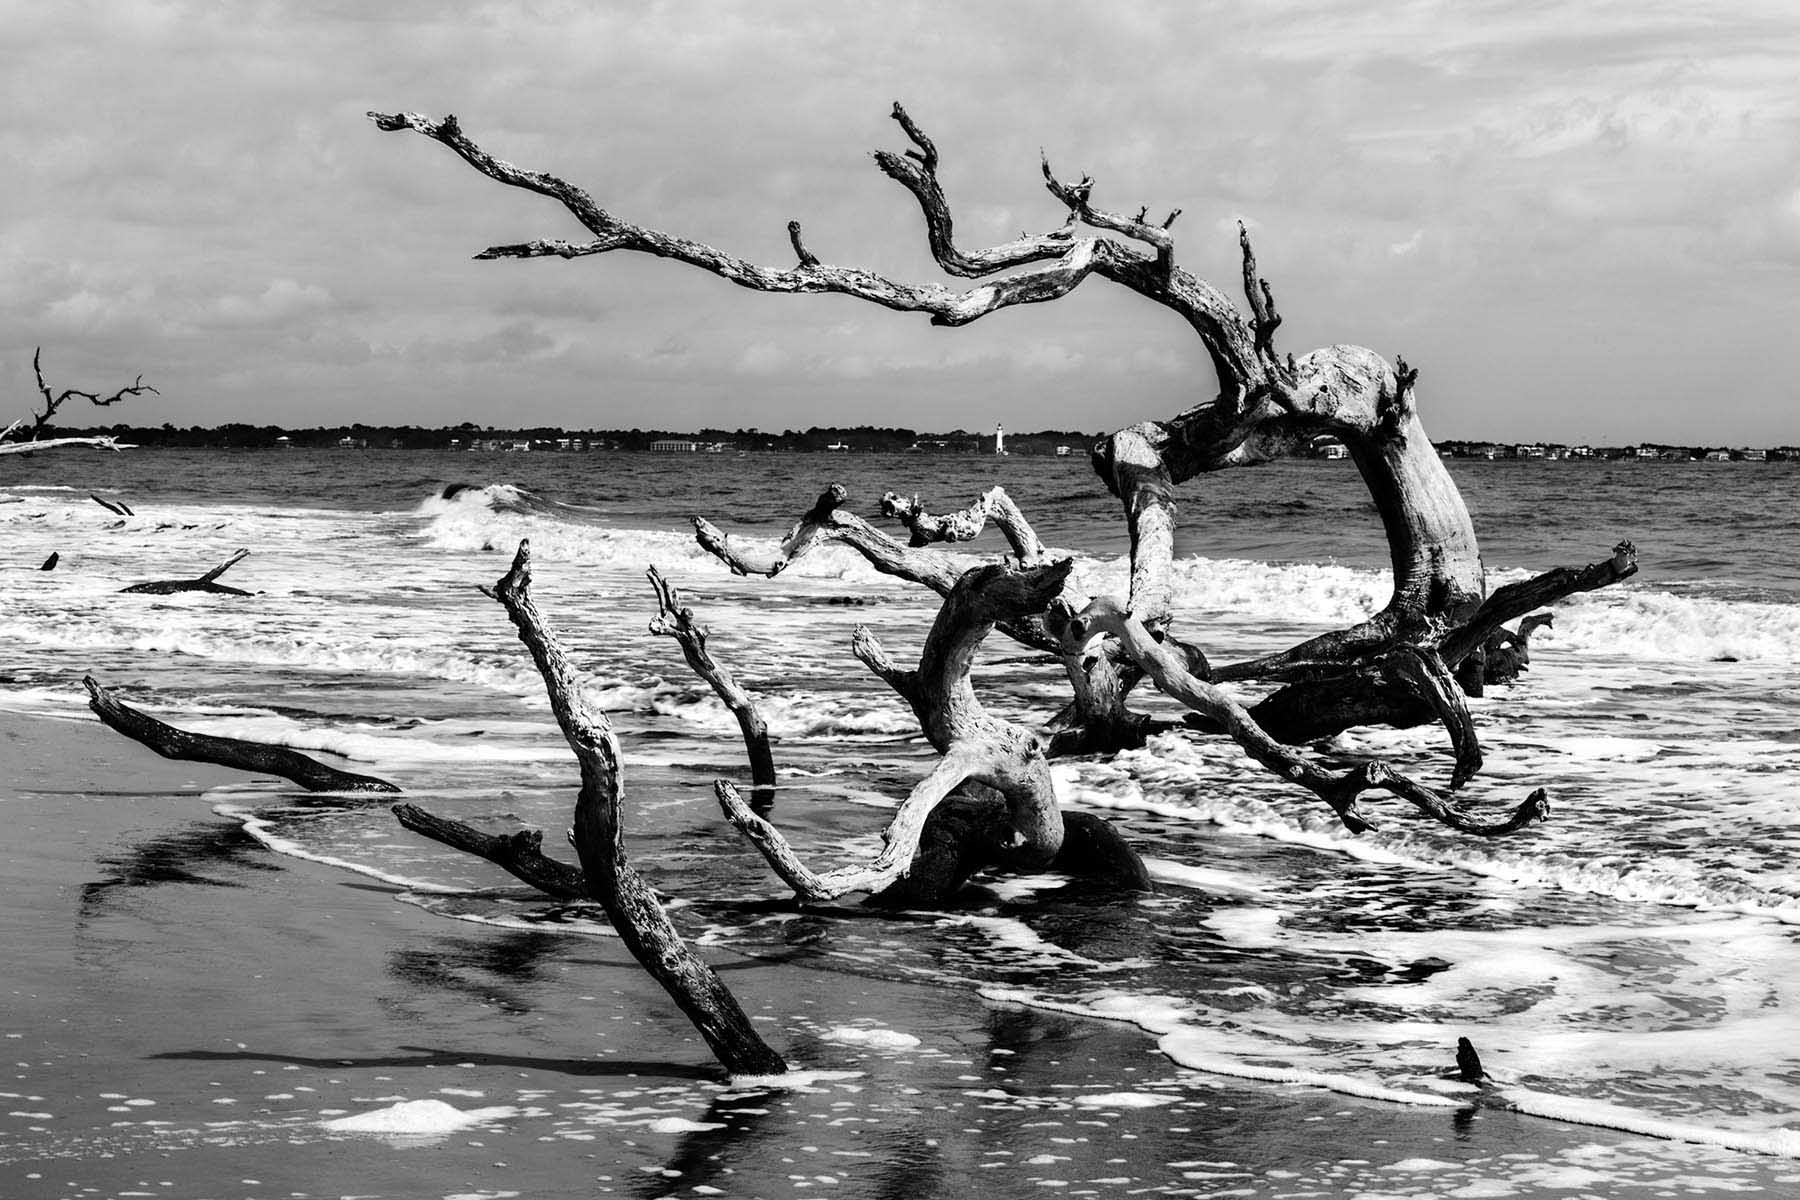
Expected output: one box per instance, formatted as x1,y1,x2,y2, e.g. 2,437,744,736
35,421,1104,455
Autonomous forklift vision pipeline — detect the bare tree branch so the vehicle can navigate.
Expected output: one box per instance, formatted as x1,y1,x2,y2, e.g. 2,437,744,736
85,676,400,793
646,566,777,812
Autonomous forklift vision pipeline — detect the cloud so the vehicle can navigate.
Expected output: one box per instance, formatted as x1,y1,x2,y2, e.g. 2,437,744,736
210,279,334,327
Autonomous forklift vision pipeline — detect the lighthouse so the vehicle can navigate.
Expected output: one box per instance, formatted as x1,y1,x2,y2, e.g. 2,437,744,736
994,422,1007,456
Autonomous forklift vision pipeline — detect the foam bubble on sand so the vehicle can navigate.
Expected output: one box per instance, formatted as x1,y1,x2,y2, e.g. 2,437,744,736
820,1026,922,1051
645,1116,728,1133
320,1098,518,1135
1072,1092,1179,1108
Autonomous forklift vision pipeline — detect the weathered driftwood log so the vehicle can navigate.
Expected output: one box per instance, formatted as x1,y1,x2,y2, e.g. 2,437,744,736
90,492,134,517
646,566,776,811
879,485,1044,557
717,559,1147,902
1048,597,1546,836
121,549,253,596
83,676,401,793
390,803,587,899
482,539,787,1075
0,348,155,457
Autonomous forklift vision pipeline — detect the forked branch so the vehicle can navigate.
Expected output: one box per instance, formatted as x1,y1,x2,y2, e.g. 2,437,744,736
482,539,786,1075
120,549,253,596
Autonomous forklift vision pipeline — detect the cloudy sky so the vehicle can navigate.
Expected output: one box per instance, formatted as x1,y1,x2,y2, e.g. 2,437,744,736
7,1,1800,444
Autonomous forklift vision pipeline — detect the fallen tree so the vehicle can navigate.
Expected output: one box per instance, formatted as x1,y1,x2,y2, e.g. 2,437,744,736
369,104,1638,835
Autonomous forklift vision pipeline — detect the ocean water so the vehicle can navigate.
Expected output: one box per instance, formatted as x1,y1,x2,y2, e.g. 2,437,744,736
3,446,1799,1194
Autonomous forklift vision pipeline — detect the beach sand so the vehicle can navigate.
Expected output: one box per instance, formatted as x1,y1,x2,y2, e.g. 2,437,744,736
2,708,1790,1198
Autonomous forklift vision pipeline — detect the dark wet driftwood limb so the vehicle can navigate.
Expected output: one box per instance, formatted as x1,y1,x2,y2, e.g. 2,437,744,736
646,566,777,811
90,492,134,517
390,803,587,899
482,539,787,1075
121,549,253,596
83,676,400,793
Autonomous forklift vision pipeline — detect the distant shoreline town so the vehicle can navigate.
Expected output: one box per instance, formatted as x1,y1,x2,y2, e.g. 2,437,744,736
36,422,1800,462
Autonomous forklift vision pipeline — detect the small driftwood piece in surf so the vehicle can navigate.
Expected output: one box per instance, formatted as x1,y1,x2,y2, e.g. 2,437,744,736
1456,1036,1487,1083
40,552,58,571
83,676,400,793
90,492,134,517
120,549,253,595
390,803,587,900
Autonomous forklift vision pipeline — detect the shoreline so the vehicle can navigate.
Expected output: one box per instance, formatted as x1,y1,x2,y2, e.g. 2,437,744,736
4,705,1797,1196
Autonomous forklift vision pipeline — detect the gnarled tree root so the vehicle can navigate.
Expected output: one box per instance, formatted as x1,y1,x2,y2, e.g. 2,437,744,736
83,675,400,793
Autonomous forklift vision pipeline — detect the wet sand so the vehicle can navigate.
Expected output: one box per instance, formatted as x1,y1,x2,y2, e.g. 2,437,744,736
2,709,1792,1198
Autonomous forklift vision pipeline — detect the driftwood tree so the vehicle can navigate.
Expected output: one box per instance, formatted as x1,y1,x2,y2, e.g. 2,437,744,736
369,104,1637,841
1,348,155,457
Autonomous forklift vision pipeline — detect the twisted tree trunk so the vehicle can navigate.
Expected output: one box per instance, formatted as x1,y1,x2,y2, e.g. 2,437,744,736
718,559,1148,903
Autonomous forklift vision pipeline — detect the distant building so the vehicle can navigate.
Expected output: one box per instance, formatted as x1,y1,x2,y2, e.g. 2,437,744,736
995,422,1007,455
1514,444,1546,459
1741,448,1768,461
1704,450,1731,462
651,439,699,452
